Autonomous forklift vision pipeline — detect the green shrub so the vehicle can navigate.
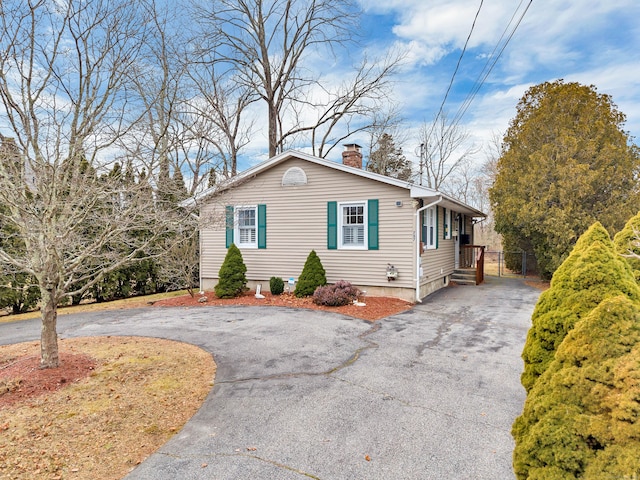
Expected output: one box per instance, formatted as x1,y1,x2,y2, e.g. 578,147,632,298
294,250,326,297
269,276,284,295
214,243,247,299
512,296,640,480
521,222,640,392
0,274,40,314
313,280,360,306
614,211,640,281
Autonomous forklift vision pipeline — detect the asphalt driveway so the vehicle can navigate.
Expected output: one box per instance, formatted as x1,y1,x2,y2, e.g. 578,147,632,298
0,276,540,479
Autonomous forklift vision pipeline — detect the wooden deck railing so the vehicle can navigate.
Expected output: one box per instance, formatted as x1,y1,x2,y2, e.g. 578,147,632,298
462,245,485,285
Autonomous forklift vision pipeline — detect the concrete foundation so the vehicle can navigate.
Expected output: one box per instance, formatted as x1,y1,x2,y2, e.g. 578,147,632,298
201,275,453,303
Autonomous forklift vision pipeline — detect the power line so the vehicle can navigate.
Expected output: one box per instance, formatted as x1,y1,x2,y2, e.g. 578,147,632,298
451,0,534,128
432,0,484,130
418,0,533,184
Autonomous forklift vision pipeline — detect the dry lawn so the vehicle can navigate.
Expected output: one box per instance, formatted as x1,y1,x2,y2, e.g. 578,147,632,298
0,336,215,480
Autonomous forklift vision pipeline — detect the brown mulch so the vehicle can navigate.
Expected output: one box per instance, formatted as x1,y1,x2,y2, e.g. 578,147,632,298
0,350,96,409
151,290,414,321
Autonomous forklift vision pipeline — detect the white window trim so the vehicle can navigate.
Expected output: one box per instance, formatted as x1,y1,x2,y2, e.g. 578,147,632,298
338,201,368,250
424,206,437,250
235,205,258,249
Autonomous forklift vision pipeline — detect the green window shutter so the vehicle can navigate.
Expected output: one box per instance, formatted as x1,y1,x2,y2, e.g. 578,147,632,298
368,199,379,250
443,208,448,239
421,210,427,245
327,201,337,249
435,206,439,249
225,205,234,248
257,204,267,249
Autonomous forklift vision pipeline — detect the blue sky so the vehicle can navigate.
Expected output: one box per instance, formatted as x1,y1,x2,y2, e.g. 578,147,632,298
325,0,640,168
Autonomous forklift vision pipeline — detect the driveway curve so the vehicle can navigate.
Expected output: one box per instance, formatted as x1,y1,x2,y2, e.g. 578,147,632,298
0,276,540,479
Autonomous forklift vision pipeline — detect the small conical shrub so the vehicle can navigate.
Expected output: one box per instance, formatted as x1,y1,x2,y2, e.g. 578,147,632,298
520,222,640,392
214,243,247,298
614,211,640,281
294,250,326,297
512,295,640,479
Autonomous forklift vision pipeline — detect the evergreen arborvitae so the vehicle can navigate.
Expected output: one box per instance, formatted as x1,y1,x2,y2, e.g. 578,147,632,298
294,250,326,297
614,210,640,281
512,295,640,479
214,243,248,299
521,222,640,392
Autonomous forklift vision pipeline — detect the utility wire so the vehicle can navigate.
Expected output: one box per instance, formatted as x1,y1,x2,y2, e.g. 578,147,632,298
451,0,534,128
431,0,484,130
418,0,533,183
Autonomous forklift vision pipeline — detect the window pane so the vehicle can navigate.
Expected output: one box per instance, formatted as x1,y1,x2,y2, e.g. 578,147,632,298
343,226,354,244
341,203,365,247
239,209,255,227
237,208,256,245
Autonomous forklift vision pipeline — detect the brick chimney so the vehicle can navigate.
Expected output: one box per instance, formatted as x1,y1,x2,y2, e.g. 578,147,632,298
342,143,363,169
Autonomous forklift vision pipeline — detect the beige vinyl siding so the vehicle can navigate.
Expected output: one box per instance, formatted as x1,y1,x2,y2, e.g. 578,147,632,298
420,205,456,283
200,158,416,291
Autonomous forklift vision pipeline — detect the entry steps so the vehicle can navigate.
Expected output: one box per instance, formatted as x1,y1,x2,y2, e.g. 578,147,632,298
451,268,477,285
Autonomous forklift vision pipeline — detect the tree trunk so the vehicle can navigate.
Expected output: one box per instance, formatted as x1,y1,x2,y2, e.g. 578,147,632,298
268,102,278,158
39,287,59,369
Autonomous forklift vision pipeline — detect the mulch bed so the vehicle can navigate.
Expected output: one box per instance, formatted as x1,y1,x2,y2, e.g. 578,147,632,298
151,291,414,321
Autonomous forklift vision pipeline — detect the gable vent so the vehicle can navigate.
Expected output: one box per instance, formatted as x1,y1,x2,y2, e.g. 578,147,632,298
282,166,307,186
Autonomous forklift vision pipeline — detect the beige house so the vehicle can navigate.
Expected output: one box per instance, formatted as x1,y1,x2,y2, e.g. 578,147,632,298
188,146,486,302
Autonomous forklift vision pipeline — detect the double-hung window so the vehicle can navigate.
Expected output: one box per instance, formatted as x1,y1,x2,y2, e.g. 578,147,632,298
225,204,266,249
236,206,257,248
339,202,366,249
327,200,378,250
423,206,437,250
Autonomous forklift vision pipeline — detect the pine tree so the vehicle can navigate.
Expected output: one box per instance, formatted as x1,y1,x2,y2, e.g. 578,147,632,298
366,133,412,180
215,243,248,298
294,250,327,297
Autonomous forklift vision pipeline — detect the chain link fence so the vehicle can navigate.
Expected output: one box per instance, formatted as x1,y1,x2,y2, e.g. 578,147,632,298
485,251,539,277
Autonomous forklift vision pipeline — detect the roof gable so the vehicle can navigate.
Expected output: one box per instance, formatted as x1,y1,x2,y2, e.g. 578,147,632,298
185,149,485,217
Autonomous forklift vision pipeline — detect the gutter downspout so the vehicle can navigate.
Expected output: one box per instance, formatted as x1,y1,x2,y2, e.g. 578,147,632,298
415,195,443,303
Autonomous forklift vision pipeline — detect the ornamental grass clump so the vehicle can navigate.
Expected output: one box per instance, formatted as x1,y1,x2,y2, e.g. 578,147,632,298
512,295,640,480
520,222,640,392
294,250,326,297
313,280,360,306
214,243,247,299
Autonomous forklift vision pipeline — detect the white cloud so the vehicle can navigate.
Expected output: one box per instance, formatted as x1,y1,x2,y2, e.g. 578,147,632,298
243,0,640,168
354,0,640,161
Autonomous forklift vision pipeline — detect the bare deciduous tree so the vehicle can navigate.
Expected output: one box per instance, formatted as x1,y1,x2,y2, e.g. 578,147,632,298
0,0,192,368
418,112,479,190
185,58,256,179
307,53,403,158
193,0,401,158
